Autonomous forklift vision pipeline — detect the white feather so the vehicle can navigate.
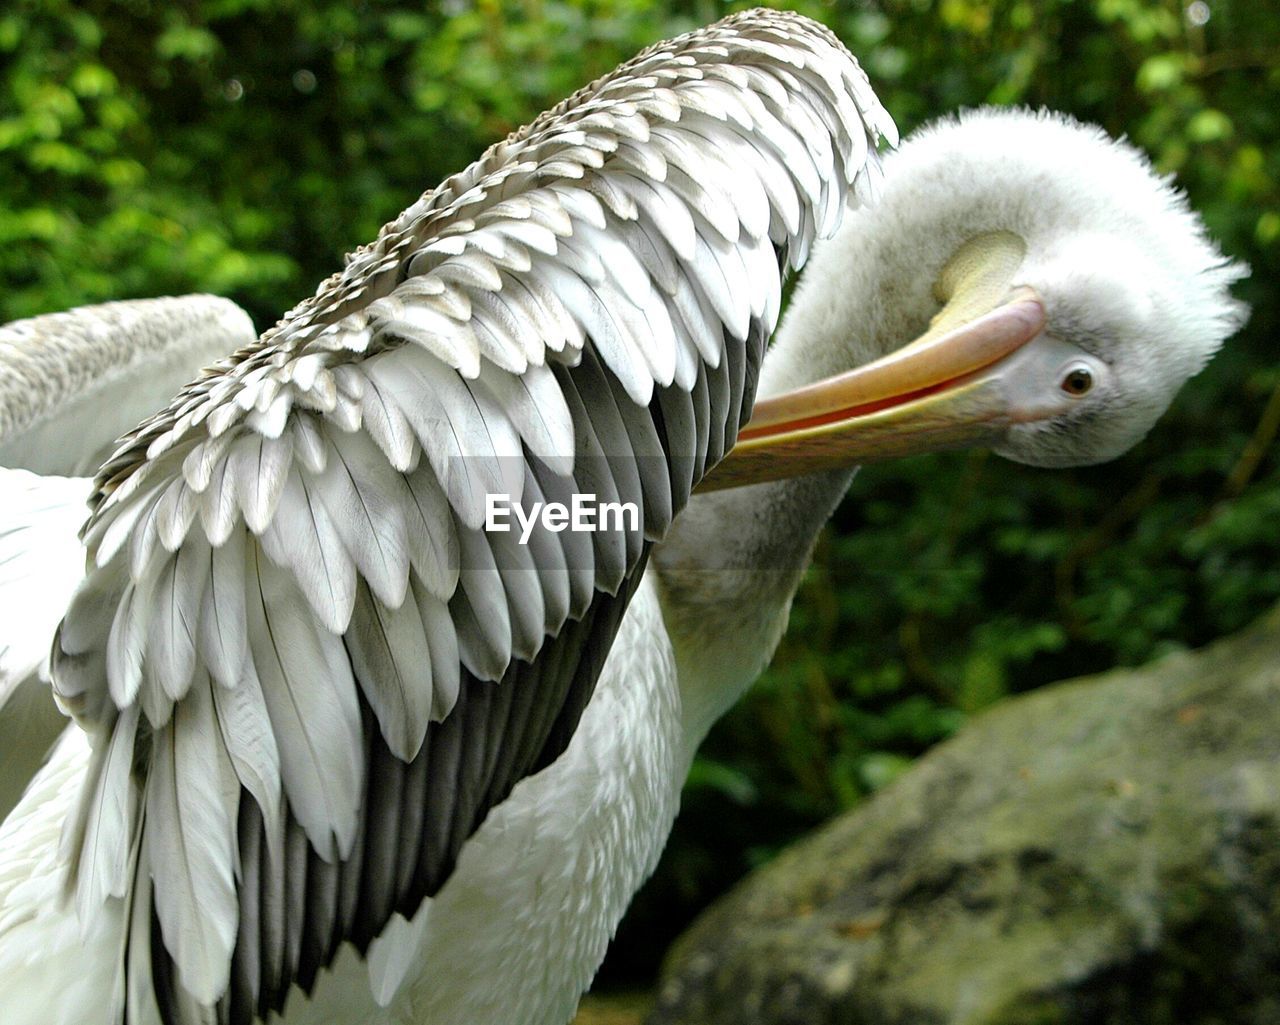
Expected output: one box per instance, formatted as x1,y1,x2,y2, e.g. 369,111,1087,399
534,261,653,406
197,450,240,547
146,534,208,702
197,527,251,689
228,432,293,535
400,464,460,603
210,660,283,863
322,429,412,610
153,477,198,553
70,709,139,923
365,347,507,530
145,678,239,1004
257,468,357,637
106,569,158,711
472,362,575,475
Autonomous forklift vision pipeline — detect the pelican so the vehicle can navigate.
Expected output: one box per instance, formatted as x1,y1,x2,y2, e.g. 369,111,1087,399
0,9,1245,1025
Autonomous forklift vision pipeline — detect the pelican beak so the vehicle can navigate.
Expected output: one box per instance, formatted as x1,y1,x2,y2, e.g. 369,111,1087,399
698,233,1050,492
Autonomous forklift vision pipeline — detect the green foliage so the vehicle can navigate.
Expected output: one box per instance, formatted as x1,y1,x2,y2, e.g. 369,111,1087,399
2,0,1277,989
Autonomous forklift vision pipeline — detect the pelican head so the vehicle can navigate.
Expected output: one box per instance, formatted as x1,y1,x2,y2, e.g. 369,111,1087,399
702,108,1248,489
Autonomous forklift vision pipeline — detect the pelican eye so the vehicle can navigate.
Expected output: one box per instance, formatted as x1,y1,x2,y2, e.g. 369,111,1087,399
1060,365,1094,397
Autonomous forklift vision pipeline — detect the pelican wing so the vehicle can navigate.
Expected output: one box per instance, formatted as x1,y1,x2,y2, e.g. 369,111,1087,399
0,296,256,476
50,10,895,1022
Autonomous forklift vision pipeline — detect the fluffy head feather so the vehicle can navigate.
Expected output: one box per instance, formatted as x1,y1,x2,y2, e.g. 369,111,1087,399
770,106,1248,467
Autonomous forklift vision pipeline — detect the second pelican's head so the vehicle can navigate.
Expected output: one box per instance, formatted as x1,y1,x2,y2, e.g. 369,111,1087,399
702,108,1248,489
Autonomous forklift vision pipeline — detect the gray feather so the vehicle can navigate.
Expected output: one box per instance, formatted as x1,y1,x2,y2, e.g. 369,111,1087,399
245,542,363,860
346,578,435,761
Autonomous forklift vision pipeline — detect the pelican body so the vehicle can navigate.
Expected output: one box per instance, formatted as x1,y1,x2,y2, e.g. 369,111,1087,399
0,9,1244,1025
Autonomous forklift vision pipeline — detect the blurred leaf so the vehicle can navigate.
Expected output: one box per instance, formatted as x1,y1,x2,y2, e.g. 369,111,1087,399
685,758,758,806
155,24,220,62
857,752,915,793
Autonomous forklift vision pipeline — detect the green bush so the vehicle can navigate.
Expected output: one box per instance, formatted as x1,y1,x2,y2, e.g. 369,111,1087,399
2,0,1275,989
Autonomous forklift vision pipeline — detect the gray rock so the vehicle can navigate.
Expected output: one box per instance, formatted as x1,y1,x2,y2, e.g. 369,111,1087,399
649,605,1280,1025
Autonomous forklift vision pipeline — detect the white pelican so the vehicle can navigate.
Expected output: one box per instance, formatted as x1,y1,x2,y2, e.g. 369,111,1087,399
0,9,1244,1025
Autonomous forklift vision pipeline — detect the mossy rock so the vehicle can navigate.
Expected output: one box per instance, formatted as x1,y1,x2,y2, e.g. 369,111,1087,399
649,605,1280,1025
